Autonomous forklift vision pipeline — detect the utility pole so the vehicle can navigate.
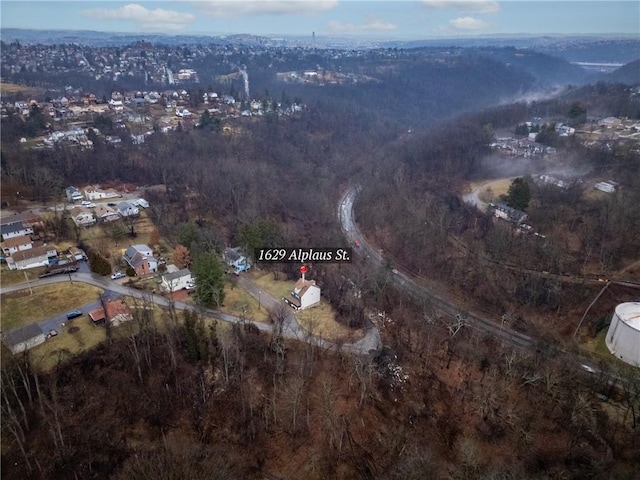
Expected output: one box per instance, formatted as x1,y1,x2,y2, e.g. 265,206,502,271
23,271,33,295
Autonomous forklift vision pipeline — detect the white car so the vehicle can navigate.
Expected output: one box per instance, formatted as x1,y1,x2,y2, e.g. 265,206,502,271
111,271,125,280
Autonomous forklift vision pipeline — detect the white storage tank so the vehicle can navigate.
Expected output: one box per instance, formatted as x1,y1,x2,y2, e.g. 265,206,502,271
605,302,640,367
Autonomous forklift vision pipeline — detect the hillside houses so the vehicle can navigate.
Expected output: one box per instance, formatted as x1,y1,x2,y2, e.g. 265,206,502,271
84,186,121,201
1,221,34,241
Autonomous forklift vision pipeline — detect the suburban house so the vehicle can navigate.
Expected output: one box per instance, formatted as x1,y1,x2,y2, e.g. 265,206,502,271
6,244,58,270
65,186,84,202
0,210,44,230
68,246,88,261
595,181,618,193
224,247,251,274
94,204,120,223
2,324,46,354
130,198,149,208
89,299,133,327
488,203,528,224
116,201,139,217
160,268,193,292
84,185,121,201
1,234,33,256
1,221,34,241
286,276,321,310
123,244,158,276
70,206,96,227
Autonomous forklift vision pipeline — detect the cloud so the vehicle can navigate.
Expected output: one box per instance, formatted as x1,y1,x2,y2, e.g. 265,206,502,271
328,17,397,33
191,0,338,18
421,0,500,14
80,4,195,31
449,16,491,30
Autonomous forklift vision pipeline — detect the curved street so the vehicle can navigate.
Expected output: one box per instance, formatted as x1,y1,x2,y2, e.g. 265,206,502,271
1,265,381,357
338,185,620,378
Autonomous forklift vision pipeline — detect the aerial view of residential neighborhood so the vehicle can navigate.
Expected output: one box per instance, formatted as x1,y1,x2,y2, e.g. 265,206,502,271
0,1,639,478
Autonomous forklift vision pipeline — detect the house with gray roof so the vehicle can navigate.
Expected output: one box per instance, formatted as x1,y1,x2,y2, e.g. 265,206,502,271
6,244,57,270
1,222,34,241
2,324,45,354
160,268,193,292
123,244,157,276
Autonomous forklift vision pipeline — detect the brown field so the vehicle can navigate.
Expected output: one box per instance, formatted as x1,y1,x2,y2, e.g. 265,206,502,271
1,283,103,331
30,316,108,371
250,270,364,342
222,283,269,322
470,177,513,203
0,82,42,96
0,265,42,287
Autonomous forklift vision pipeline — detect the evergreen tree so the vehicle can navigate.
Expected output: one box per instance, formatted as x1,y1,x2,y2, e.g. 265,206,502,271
191,251,225,308
506,177,531,211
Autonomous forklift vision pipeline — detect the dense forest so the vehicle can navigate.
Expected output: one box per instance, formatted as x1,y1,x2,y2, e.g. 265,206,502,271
2,40,640,478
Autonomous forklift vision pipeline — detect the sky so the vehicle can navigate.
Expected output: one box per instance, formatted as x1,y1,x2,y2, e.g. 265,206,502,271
1,1,638,40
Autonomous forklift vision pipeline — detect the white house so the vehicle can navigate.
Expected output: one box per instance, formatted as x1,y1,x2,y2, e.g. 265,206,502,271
287,276,321,310
70,207,96,227
1,234,33,256
117,201,139,217
595,181,617,193
488,203,528,224
130,198,149,208
1,222,34,241
160,268,193,292
65,186,84,202
84,186,121,201
6,245,57,270
109,99,124,112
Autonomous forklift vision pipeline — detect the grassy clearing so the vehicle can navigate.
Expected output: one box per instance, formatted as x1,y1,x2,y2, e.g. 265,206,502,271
0,265,43,287
222,283,269,322
250,270,363,342
471,178,513,203
1,283,103,331
251,270,294,299
1,82,41,95
30,316,107,371
297,301,364,343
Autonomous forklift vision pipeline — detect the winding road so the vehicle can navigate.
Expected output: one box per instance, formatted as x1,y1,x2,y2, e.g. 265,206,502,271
1,264,381,357
338,186,636,381
339,186,534,349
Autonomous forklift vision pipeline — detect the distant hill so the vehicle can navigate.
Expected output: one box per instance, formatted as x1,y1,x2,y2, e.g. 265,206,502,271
606,60,640,85
470,47,593,87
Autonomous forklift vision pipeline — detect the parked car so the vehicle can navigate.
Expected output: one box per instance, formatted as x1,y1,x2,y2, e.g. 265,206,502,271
111,271,125,280
66,310,82,319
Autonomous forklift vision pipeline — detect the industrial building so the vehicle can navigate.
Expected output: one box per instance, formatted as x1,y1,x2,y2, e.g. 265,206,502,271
605,302,640,367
